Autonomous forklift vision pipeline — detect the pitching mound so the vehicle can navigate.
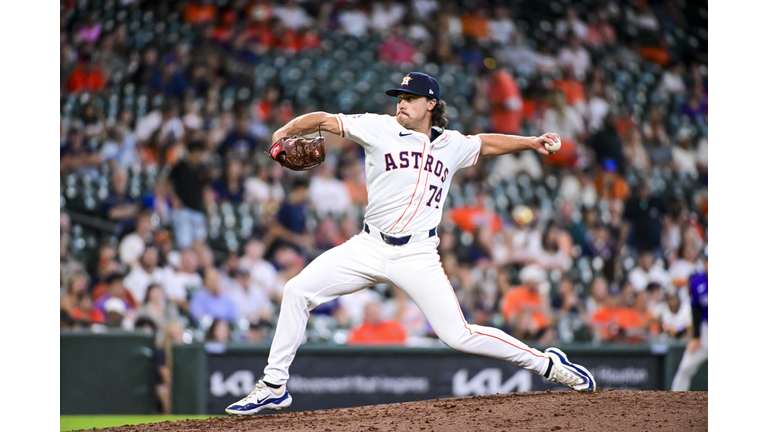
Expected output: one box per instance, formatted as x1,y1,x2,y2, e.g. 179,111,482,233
92,390,707,432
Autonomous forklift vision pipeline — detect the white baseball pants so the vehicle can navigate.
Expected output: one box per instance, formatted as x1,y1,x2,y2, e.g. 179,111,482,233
670,322,708,391
263,230,551,385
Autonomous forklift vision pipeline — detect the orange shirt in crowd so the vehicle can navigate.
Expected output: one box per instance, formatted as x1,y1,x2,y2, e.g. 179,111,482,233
640,46,671,67
552,78,586,106
500,286,549,331
347,320,408,345
448,206,503,234
488,70,522,135
67,66,106,93
185,2,217,25
594,172,630,201
461,12,489,40
591,306,645,340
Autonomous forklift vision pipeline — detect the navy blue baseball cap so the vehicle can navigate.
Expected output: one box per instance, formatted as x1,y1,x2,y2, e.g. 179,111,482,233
386,72,440,100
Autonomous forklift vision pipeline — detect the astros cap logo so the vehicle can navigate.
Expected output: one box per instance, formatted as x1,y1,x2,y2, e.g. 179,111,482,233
401,75,413,86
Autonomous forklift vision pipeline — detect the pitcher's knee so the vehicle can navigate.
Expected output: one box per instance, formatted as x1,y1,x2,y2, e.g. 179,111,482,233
282,279,310,304
436,330,465,350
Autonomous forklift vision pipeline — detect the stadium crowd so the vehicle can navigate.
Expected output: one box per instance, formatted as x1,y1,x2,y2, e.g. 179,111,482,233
60,0,707,363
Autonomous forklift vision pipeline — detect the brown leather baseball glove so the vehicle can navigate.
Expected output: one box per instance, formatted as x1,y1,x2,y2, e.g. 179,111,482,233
267,135,326,171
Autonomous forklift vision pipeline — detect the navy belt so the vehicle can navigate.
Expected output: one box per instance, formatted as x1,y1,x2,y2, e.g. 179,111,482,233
364,222,436,246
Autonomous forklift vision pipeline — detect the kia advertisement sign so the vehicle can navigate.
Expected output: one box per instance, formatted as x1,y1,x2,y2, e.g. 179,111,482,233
205,348,663,414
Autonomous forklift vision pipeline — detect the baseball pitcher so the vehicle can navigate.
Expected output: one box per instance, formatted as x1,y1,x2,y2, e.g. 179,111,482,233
226,72,596,415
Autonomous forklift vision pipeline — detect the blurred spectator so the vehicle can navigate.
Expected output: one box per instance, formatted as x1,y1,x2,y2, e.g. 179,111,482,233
265,177,311,257
497,32,539,77
60,123,100,175
627,249,671,293
71,290,105,326
623,124,651,173
488,6,516,46
212,158,247,203
588,112,627,176
308,161,352,215
532,220,573,272
314,216,346,252
590,288,645,342
347,301,408,345
594,160,630,201
657,61,687,98
167,140,212,249
659,291,692,339
584,82,610,133
585,276,608,317
102,168,142,228
101,126,138,170
94,272,138,321
247,319,273,344
557,33,591,80
273,0,313,31
104,297,129,329
370,0,407,35
668,242,699,292
584,10,616,48
627,2,661,36
499,264,554,342
61,271,89,316
341,160,368,208
224,268,275,324
672,127,698,178
582,222,613,260
81,100,107,141
124,246,169,302
555,6,588,41
136,101,186,166
245,163,286,205
337,2,370,38
66,53,106,93
381,286,428,338
460,6,490,41
622,182,667,253
482,66,523,135
378,26,417,65
218,113,259,161
185,1,218,25
551,278,591,342
205,318,232,343
118,211,154,268
167,248,204,312
189,267,239,325
640,105,671,148
448,191,503,236
135,283,181,344
149,55,191,100
239,238,281,302
681,86,708,122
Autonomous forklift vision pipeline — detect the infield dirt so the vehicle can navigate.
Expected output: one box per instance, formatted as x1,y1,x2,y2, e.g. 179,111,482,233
87,389,707,431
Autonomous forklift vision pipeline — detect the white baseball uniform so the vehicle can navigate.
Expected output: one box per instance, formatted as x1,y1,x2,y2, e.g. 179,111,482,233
262,113,551,385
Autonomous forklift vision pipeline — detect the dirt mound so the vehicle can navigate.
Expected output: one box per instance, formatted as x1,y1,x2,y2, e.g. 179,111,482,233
90,390,707,432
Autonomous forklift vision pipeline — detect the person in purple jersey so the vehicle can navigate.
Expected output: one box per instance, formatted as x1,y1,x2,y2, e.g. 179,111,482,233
671,246,708,391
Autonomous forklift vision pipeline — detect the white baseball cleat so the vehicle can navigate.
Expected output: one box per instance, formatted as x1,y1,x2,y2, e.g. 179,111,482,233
544,347,597,393
225,380,293,416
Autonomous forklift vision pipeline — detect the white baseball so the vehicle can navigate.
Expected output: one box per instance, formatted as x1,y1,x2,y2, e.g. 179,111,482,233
545,137,561,153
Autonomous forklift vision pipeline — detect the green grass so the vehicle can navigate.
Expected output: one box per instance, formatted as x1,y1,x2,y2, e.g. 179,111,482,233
60,415,224,431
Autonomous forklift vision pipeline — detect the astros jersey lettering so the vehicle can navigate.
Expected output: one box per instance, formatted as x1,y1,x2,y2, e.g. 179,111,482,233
335,113,480,235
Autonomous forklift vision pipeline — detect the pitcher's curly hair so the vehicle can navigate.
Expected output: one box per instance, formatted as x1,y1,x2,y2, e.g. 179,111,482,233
430,99,449,128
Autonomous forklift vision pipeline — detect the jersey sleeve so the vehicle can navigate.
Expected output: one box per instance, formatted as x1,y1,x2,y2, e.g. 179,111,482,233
335,113,385,153
451,131,483,169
